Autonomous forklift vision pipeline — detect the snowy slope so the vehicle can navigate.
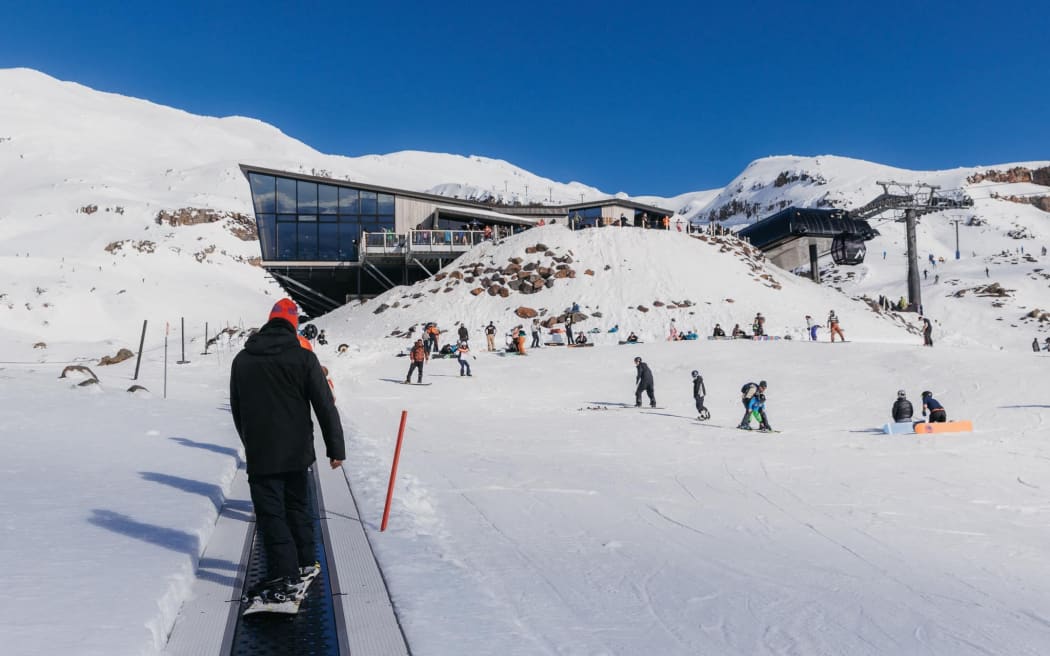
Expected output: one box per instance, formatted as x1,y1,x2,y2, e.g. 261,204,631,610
2,68,1050,656
0,68,619,349
321,224,914,350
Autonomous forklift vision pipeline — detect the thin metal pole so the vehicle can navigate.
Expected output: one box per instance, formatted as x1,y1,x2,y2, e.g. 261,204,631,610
163,322,169,399
177,317,188,364
132,320,147,381
954,219,961,260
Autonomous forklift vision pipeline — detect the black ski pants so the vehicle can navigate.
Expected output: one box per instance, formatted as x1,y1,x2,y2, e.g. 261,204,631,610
635,382,655,406
248,470,314,581
694,395,706,414
406,361,424,383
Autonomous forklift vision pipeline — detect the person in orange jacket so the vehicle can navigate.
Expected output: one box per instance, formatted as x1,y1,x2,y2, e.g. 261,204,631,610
405,339,428,383
426,323,440,353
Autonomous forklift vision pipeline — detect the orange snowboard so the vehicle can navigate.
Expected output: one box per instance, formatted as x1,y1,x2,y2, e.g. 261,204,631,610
914,420,973,434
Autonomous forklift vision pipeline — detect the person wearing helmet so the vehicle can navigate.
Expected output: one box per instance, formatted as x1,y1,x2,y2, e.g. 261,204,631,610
634,357,655,408
691,370,709,420
738,380,767,430
920,391,946,423
892,390,913,423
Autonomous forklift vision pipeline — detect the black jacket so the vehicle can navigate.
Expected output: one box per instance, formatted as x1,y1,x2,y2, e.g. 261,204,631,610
692,376,706,398
230,319,345,476
635,362,654,386
458,325,468,340
892,398,913,422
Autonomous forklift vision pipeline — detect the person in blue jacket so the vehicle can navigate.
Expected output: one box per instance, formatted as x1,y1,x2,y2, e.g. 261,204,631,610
747,391,773,432
920,391,946,423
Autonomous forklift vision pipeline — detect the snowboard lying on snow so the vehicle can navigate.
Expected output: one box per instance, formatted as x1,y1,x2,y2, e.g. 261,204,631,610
914,420,973,434
882,420,973,434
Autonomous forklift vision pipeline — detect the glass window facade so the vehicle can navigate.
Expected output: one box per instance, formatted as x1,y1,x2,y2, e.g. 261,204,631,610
247,172,399,261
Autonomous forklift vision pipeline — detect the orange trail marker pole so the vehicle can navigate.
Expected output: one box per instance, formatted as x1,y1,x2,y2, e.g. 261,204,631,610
381,410,409,532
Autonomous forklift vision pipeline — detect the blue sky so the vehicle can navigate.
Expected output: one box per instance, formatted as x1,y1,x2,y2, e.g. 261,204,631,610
2,1,1046,196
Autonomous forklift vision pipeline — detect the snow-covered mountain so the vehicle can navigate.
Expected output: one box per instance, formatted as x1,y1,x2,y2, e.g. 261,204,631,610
1,67,1047,354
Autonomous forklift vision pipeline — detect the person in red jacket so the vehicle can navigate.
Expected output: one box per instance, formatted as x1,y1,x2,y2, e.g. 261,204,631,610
230,299,344,610
405,339,428,383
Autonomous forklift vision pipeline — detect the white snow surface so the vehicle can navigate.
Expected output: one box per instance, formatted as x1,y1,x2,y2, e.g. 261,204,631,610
1,67,1050,654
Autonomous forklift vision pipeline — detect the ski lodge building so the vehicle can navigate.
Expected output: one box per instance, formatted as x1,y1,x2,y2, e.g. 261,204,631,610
241,164,673,316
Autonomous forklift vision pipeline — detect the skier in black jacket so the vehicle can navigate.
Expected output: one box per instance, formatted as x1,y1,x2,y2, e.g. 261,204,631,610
230,299,345,604
891,390,913,422
634,357,655,407
691,370,709,420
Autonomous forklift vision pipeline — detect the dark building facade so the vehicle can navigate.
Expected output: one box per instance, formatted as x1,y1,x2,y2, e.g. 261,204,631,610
241,165,673,316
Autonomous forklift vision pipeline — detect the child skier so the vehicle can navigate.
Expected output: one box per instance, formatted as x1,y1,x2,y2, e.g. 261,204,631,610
738,380,767,429
748,390,773,432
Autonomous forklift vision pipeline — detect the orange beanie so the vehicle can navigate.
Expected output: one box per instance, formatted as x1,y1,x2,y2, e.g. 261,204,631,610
268,298,299,329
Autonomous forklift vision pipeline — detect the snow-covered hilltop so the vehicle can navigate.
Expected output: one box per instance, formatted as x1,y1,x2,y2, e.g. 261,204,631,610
325,225,913,350
0,66,1046,352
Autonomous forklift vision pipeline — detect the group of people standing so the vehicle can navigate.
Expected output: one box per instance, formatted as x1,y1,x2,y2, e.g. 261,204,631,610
631,357,773,432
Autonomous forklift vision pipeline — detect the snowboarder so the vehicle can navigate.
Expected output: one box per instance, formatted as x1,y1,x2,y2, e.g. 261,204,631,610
748,391,773,432
691,370,709,420
920,391,947,423
1034,338,1042,353
565,314,575,345
405,339,428,383
317,329,327,346
669,319,678,341
531,319,541,349
455,341,472,376
805,315,818,341
712,323,726,338
920,317,933,347
891,390,913,423
738,380,766,429
752,313,765,337
626,332,639,343
634,357,656,408
457,323,469,345
827,310,845,342
485,322,497,351
230,299,344,613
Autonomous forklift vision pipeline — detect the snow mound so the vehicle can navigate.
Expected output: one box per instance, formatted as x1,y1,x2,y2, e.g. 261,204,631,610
322,225,913,349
